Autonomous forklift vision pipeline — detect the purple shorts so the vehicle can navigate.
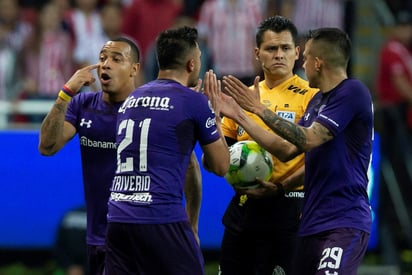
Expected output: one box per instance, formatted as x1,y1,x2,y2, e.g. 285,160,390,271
292,228,370,275
104,221,205,275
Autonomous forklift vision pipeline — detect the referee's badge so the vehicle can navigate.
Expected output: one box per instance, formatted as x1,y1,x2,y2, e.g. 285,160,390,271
276,111,295,122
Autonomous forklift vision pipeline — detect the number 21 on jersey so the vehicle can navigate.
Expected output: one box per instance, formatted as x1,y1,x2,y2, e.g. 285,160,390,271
116,118,151,173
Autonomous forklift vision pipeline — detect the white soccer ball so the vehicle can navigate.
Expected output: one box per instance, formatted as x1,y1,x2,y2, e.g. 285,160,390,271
224,140,273,189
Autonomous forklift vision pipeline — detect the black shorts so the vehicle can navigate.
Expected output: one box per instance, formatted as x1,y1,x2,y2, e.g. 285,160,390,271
223,191,304,231
87,245,106,275
220,192,304,274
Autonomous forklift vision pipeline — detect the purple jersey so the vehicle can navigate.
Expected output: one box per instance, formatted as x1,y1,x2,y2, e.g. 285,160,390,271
298,79,373,236
66,91,122,246
108,79,220,224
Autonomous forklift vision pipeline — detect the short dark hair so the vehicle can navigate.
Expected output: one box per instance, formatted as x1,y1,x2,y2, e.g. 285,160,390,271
307,28,351,68
156,26,198,70
111,37,141,63
256,16,298,47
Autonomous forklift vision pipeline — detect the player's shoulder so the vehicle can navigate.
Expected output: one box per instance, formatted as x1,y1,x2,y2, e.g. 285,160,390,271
291,74,313,88
287,75,319,96
130,80,207,104
342,78,371,96
145,79,194,93
72,91,103,106
329,79,371,109
76,90,102,100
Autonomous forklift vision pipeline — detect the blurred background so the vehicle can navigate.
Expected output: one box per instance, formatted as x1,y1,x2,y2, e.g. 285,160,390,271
0,0,411,274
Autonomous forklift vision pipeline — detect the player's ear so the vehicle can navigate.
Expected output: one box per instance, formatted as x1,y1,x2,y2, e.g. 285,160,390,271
254,47,259,60
131,62,140,77
187,58,195,73
314,56,323,71
295,45,300,60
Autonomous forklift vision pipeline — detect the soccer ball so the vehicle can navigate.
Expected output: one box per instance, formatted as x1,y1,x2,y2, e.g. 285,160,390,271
224,140,273,189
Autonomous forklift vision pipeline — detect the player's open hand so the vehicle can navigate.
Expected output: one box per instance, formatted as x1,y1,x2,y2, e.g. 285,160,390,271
203,70,244,121
222,75,261,114
203,70,221,116
65,64,99,93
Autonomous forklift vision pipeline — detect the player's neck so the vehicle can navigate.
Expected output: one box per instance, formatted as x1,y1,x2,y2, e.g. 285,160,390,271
157,70,188,86
264,72,294,89
319,70,347,93
102,88,133,104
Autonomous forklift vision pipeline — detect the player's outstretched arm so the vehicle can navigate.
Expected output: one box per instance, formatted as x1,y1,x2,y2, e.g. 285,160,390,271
184,151,202,245
222,75,333,154
38,64,99,156
202,73,299,162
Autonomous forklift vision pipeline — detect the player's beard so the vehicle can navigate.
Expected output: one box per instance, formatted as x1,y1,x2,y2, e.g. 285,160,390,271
188,74,199,88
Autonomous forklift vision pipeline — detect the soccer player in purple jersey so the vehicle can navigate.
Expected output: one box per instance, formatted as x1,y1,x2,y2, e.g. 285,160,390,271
104,26,230,275
205,28,373,275
38,37,203,275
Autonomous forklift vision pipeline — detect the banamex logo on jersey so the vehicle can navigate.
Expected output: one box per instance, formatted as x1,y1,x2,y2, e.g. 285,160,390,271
119,95,172,113
80,136,117,149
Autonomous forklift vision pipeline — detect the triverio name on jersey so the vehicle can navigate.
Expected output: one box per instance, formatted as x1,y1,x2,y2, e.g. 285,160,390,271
110,175,152,203
112,175,151,192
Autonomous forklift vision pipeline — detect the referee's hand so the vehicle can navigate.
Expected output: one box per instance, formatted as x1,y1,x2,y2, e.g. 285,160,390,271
237,179,279,198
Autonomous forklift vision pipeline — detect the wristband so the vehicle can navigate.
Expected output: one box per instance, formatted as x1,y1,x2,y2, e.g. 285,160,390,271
274,182,285,197
62,85,76,96
58,90,72,102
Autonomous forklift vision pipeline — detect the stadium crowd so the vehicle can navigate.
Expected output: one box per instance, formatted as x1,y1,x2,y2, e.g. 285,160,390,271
0,0,406,123
0,0,353,125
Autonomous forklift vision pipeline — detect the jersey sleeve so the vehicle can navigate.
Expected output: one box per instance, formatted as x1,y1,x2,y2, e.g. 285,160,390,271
191,92,221,146
315,80,371,137
65,93,82,128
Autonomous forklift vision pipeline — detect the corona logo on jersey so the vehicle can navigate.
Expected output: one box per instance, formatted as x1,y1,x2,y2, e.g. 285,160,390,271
119,95,172,113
